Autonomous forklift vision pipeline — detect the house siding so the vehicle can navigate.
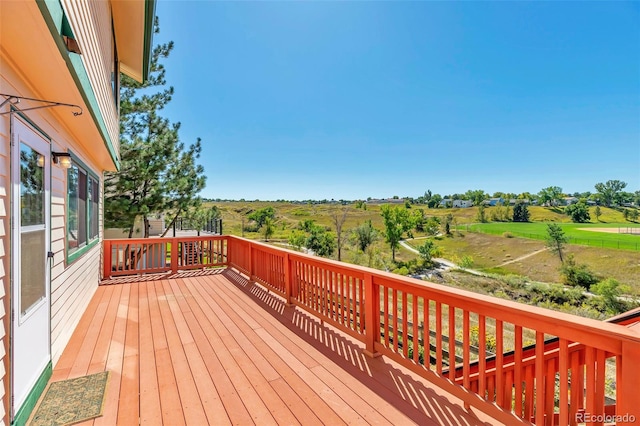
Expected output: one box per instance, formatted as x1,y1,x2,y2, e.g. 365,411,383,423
61,0,119,158
0,71,12,426
1,53,104,423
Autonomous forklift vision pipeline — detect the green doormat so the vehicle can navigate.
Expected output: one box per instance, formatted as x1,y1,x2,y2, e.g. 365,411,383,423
30,371,109,426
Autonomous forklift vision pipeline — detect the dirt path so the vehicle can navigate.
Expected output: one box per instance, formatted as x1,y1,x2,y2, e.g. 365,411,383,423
399,240,486,276
497,248,548,267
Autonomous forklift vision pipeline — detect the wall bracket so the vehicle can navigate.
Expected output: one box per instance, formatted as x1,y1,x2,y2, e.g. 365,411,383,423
0,93,83,116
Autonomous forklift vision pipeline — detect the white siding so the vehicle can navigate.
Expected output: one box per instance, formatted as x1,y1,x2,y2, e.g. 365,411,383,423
0,76,11,426
0,56,103,374
0,61,25,425
60,0,119,156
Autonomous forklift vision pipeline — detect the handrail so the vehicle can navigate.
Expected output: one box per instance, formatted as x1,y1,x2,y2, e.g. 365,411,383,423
102,235,640,425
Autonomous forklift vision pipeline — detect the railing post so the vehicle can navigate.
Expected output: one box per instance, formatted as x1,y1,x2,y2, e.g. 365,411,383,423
103,240,112,280
363,272,381,358
617,342,640,425
284,252,294,306
171,238,178,275
248,241,254,281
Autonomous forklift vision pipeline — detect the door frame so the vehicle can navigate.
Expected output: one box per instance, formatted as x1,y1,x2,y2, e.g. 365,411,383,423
9,112,52,421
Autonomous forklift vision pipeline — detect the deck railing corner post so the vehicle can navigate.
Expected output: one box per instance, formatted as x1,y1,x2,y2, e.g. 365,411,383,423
103,240,112,280
617,341,640,424
224,235,230,267
284,252,294,306
248,241,254,281
171,237,179,275
363,272,381,358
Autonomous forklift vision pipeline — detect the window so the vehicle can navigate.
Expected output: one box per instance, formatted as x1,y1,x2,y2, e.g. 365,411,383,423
67,158,100,260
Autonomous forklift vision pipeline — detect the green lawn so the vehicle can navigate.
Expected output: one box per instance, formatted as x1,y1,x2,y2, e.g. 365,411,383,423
469,222,640,251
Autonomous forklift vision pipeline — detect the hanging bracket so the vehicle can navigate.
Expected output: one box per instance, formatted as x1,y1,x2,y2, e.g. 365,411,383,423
0,93,83,116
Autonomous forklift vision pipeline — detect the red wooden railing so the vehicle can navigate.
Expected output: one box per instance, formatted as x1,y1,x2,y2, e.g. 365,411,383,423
103,236,227,278
103,236,640,425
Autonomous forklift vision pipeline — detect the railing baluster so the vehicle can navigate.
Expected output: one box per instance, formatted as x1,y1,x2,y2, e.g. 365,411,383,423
448,306,456,380
402,291,409,358
359,278,365,334
595,349,605,425
495,320,504,408
463,310,470,390
545,357,555,424
384,285,389,348
585,347,595,424
559,338,569,425
569,349,582,423
514,325,523,416
393,289,398,353
524,364,534,422
412,294,418,363
478,314,486,400
436,302,442,375
423,297,430,370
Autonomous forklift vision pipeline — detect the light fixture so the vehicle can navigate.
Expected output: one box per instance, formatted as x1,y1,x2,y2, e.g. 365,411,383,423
52,152,72,169
36,155,45,168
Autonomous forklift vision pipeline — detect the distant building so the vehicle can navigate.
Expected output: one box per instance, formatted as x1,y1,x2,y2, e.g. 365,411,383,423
483,197,504,206
453,200,473,208
563,197,579,205
366,198,405,205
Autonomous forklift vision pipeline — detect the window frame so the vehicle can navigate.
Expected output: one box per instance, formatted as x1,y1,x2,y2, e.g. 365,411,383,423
111,19,120,110
66,152,100,264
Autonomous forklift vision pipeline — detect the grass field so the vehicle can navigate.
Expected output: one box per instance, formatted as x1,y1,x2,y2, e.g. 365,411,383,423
469,222,640,251
406,232,640,291
209,201,640,291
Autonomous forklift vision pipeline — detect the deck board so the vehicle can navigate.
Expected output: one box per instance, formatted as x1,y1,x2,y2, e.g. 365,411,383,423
46,269,497,425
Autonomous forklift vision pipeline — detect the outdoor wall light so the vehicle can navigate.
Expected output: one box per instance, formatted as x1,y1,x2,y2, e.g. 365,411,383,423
52,152,72,169
36,155,45,168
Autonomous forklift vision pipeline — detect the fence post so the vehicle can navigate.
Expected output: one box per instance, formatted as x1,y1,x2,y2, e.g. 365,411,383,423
284,252,294,306
363,272,381,358
171,238,178,275
103,240,112,280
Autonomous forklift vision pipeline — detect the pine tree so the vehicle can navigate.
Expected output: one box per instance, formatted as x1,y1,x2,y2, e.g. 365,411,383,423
104,18,206,238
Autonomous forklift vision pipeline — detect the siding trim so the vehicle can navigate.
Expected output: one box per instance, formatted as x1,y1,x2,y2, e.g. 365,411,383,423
11,363,52,426
35,0,120,170
143,0,157,81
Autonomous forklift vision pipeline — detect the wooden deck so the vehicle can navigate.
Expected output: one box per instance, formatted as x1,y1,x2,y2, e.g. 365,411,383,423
46,269,497,425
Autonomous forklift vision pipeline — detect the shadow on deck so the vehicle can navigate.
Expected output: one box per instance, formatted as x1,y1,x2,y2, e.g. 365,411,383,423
45,269,496,425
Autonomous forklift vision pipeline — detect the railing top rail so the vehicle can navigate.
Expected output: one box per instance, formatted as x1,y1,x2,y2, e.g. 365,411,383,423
104,236,227,245
227,235,640,347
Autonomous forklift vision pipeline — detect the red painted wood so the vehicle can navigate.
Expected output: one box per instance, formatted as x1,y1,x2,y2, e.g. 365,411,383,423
95,236,640,425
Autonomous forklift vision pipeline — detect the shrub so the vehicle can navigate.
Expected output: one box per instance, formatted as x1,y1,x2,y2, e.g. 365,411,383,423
288,230,306,251
393,266,409,276
459,255,474,268
560,255,600,290
503,232,514,238
565,201,591,223
591,278,631,314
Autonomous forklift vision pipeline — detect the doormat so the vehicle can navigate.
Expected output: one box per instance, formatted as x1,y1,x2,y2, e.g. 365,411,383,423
30,371,109,426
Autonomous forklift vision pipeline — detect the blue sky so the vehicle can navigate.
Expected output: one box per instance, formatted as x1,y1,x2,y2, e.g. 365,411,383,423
154,1,639,201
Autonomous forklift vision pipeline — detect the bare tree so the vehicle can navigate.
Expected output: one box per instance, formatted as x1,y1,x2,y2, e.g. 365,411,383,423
331,206,349,261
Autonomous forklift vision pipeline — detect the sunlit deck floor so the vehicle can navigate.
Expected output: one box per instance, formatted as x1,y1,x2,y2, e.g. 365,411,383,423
48,269,497,425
